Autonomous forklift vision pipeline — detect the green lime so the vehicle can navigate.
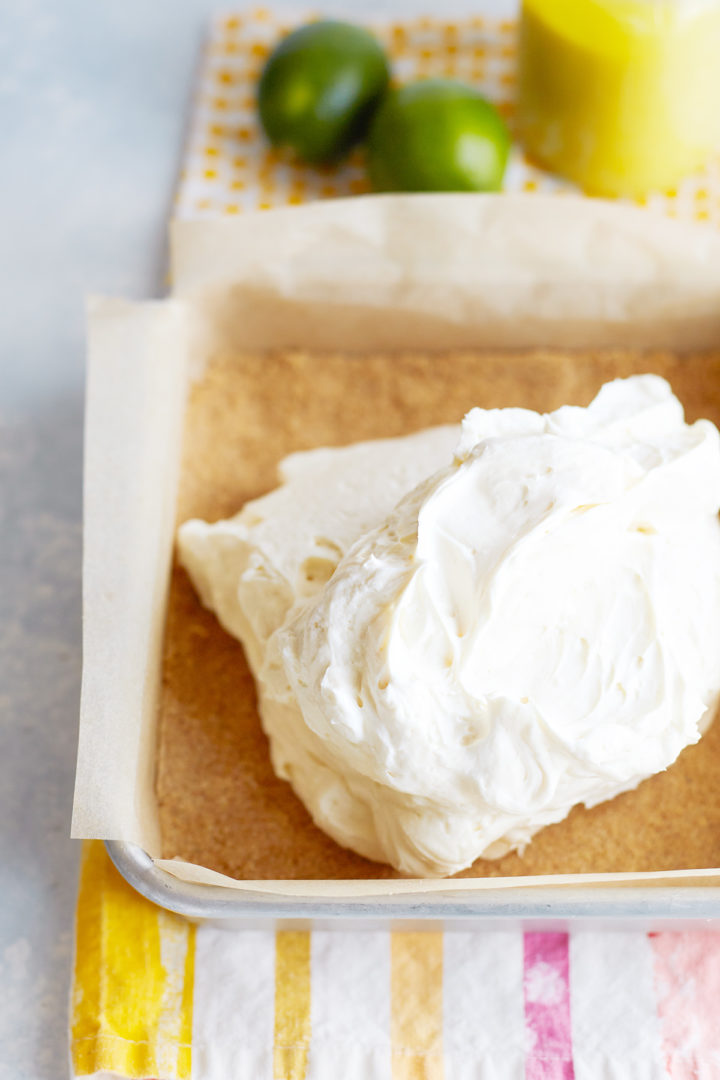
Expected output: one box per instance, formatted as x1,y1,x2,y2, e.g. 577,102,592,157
258,21,390,164
366,79,510,193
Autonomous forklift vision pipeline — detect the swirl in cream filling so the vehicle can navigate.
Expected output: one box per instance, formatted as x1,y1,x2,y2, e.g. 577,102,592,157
179,376,720,876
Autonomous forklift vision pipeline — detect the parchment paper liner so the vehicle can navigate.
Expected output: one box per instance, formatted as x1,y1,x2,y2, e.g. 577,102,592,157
73,193,720,897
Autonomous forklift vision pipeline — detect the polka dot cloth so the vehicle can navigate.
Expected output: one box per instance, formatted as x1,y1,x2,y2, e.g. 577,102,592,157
175,8,720,226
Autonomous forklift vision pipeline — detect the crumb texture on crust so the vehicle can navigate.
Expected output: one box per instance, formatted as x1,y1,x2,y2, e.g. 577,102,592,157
157,347,720,880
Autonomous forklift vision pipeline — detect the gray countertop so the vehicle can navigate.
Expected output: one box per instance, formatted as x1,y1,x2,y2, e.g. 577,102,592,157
0,2,512,1076
1,4,203,1073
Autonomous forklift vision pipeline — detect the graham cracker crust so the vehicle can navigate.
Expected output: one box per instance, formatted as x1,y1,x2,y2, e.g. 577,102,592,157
157,347,720,879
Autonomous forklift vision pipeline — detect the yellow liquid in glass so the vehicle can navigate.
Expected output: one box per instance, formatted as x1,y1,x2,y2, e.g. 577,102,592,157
518,0,720,196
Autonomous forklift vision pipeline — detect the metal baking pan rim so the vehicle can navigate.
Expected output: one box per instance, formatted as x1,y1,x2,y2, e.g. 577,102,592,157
106,840,720,926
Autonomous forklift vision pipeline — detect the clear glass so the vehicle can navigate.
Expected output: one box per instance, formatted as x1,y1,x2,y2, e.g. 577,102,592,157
518,0,720,197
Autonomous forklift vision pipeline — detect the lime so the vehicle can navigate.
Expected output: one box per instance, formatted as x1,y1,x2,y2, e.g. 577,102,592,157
366,79,510,192
258,21,390,164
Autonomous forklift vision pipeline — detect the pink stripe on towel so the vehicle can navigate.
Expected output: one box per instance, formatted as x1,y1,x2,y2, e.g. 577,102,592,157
649,931,720,1079
523,932,575,1080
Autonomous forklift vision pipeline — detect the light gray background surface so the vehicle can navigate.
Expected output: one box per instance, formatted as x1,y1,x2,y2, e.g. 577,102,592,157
0,2,513,1077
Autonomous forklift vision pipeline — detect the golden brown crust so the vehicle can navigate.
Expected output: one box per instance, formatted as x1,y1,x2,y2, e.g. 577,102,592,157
157,347,720,879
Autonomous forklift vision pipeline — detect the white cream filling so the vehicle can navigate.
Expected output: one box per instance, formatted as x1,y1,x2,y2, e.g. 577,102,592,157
178,376,720,876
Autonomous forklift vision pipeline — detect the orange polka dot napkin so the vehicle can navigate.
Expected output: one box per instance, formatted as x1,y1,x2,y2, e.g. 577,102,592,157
175,7,720,225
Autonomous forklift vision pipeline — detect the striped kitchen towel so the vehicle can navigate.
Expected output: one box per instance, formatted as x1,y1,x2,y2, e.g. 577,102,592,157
70,842,720,1079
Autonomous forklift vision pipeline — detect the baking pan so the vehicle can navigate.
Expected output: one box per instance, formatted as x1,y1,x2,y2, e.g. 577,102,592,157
73,196,720,925
106,840,720,929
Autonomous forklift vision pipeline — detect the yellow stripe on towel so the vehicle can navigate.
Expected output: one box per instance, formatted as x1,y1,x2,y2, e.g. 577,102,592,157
274,930,312,1080
177,919,196,1079
391,931,444,1080
71,840,195,1079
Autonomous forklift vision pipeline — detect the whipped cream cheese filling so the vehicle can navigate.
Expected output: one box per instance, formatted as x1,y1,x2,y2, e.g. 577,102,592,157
178,376,720,876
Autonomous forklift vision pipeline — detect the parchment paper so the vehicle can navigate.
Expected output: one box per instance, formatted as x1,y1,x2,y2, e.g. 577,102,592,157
72,298,188,856
73,193,720,897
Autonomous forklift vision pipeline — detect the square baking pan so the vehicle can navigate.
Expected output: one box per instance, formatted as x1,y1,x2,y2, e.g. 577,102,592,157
74,194,720,927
